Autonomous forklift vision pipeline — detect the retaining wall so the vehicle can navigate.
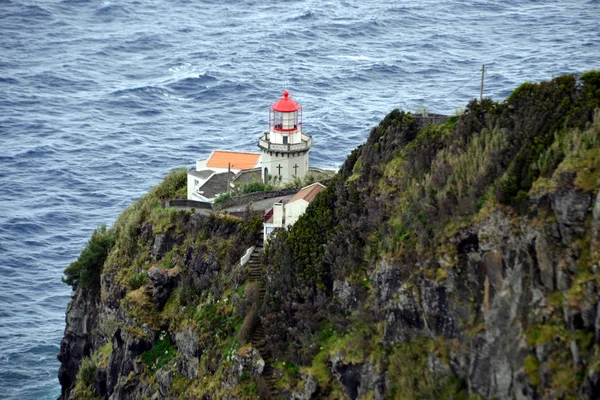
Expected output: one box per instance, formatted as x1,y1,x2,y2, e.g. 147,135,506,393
163,199,213,210
216,187,301,209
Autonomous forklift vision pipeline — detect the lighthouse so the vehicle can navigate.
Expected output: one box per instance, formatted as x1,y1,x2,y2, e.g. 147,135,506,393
258,90,312,185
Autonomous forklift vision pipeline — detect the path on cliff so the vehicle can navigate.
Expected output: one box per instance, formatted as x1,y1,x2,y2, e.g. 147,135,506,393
245,235,280,399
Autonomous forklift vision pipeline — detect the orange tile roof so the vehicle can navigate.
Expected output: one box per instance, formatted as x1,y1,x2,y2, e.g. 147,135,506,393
206,151,261,170
288,182,326,204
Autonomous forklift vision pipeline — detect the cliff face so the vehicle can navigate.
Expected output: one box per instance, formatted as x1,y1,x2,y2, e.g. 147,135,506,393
59,72,600,399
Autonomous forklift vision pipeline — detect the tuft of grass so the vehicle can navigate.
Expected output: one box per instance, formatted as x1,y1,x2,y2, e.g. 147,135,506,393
96,342,113,369
127,272,148,290
141,331,177,371
524,354,541,387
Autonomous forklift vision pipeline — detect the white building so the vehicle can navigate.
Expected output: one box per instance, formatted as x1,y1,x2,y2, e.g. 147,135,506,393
187,91,313,203
263,182,326,242
187,150,261,202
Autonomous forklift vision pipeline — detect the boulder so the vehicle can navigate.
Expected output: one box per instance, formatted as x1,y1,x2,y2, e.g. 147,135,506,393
148,266,180,309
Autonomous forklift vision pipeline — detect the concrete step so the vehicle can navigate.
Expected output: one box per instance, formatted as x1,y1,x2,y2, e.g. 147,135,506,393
247,268,262,273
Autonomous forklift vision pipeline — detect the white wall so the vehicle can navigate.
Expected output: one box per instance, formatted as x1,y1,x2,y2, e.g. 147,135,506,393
272,203,284,225
261,150,309,184
285,199,309,226
268,129,302,145
187,172,198,200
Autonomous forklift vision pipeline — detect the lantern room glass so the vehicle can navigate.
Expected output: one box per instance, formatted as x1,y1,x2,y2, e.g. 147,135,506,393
270,108,302,133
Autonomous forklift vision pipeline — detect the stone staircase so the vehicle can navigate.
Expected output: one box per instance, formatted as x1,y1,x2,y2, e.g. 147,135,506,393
245,236,279,399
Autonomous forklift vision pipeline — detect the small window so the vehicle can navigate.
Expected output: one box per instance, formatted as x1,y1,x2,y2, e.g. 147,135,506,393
194,179,199,186
283,136,288,145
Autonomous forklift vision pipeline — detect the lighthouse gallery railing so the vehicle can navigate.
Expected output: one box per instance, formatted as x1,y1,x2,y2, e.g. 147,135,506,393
258,132,312,152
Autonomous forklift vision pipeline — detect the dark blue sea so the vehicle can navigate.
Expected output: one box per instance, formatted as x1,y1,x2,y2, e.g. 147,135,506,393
0,0,598,398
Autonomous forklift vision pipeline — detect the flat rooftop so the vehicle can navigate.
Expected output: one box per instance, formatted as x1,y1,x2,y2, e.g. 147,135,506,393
188,169,215,179
197,172,234,199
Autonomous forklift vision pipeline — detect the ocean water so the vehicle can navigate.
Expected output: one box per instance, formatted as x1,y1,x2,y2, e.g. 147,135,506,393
0,0,598,398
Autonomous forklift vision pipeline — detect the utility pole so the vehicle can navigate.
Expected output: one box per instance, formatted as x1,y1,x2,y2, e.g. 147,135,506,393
480,64,486,102
227,163,231,194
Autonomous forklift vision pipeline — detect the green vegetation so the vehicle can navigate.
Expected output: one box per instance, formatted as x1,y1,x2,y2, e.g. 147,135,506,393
195,296,241,344
240,181,274,194
153,166,188,200
524,354,541,387
214,181,274,206
285,185,337,288
63,225,115,290
73,357,99,400
141,331,177,370
127,271,148,290
213,192,232,205
386,339,467,400
284,171,333,189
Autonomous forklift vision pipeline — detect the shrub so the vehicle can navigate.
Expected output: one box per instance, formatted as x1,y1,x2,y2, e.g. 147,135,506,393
73,357,99,399
240,181,274,194
152,167,188,200
78,357,97,386
63,225,115,290
213,192,232,206
195,300,239,340
127,272,148,290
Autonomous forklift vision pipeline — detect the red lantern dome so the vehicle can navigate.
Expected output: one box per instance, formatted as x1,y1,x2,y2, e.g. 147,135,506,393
271,90,300,112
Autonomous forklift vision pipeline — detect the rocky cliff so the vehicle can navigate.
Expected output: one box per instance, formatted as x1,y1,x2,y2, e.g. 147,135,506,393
59,72,600,399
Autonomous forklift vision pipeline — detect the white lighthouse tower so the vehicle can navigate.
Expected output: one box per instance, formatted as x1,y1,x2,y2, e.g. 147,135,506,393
258,90,312,185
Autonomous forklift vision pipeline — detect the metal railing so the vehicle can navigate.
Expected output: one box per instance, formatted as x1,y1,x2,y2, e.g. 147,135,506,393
258,132,312,152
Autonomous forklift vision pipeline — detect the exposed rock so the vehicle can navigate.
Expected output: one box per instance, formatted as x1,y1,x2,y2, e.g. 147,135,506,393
188,251,221,291
95,368,107,398
226,345,264,388
57,288,100,399
140,222,154,244
174,326,201,378
552,188,591,243
291,374,317,400
330,354,383,400
483,250,505,291
148,266,180,309
592,189,600,258
156,368,173,399
534,232,555,290
106,326,153,397
152,230,176,261
333,279,359,311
